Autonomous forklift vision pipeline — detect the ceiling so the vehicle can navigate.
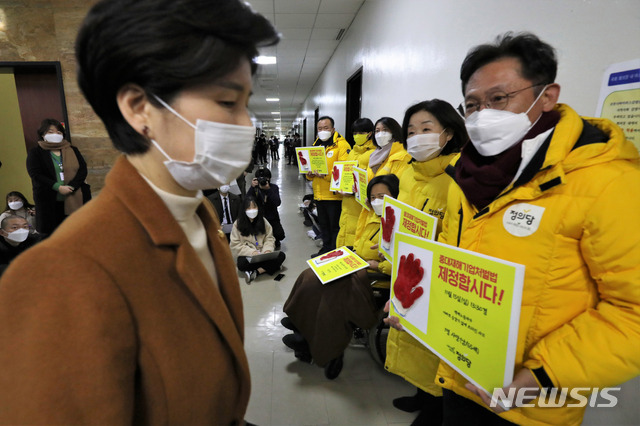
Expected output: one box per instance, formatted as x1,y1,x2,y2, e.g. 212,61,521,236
246,0,366,134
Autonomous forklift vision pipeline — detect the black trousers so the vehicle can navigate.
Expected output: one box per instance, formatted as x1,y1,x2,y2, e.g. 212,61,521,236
237,252,286,275
267,218,285,242
315,200,342,254
442,389,516,426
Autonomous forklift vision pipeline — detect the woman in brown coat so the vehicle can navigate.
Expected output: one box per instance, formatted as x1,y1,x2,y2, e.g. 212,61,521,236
0,0,278,424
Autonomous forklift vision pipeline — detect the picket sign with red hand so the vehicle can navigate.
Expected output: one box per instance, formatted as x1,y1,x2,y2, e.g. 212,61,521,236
381,205,395,250
391,253,424,316
332,165,340,183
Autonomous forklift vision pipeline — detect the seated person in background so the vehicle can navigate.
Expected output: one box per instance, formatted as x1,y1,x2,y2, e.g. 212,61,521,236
281,174,399,380
0,191,37,232
248,166,285,248
207,184,241,240
230,196,285,284
300,194,314,226
0,216,41,276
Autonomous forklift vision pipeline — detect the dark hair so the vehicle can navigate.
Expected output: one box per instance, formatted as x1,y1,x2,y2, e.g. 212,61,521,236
460,32,557,96
5,191,35,211
317,116,335,128
352,118,374,134
75,0,279,154
402,99,468,156
367,174,400,202
254,167,271,179
236,196,266,237
37,119,66,141
1,215,27,230
373,117,403,148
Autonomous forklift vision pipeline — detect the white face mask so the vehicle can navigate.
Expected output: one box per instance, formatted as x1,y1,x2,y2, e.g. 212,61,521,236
406,130,445,162
318,130,332,141
152,95,256,191
246,209,258,219
371,198,384,216
375,131,393,147
8,201,23,210
465,85,547,156
6,228,29,243
219,185,231,194
44,133,64,143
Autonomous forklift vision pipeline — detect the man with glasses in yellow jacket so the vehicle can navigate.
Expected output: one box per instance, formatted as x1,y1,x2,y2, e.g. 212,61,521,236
433,32,640,425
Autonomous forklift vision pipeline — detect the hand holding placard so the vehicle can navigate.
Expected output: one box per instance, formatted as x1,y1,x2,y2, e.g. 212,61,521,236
394,253,424,312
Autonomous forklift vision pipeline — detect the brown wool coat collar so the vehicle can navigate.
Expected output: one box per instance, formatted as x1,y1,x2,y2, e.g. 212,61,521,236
107,156,248,385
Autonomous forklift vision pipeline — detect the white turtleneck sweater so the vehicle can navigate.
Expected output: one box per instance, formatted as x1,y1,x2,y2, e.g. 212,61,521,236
142,176,217,288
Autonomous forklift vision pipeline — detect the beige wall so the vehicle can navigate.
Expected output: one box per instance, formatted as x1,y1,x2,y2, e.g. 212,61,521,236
0,0,120,194
0,71,32,203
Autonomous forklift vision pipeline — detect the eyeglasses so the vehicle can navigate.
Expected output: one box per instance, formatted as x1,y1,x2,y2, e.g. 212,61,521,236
462,83,545,116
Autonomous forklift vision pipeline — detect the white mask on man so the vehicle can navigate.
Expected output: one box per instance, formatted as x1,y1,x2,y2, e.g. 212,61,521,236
6,228,29,243
317,131,332,141
465,85,548,156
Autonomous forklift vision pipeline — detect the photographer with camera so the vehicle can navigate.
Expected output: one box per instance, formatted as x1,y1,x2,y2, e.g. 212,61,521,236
249,167,285,249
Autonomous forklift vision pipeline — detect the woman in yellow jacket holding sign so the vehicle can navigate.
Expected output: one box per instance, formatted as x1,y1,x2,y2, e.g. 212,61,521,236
384,99,468,424
336,118,376,248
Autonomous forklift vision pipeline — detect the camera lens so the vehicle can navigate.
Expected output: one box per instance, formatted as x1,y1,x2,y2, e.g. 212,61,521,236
259,178,268,186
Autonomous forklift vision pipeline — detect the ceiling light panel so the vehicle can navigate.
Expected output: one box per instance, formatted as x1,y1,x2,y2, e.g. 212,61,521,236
255,56,277,64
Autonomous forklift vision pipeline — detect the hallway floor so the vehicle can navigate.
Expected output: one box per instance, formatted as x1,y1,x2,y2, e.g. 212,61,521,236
240,155,416,426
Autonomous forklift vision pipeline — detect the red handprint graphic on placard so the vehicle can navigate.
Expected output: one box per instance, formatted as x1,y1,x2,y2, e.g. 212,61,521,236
393,253,424,312
298,151,307,166
353,172,359,195
332,165,340,182
381,206,395,249
320,250,343,261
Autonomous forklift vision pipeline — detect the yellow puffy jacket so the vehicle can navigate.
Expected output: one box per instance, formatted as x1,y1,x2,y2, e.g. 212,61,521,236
307,132,350,201
336,139,376,247
436,104,640,425
367,142,412,181
353,206,392,276
384,153,457,396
